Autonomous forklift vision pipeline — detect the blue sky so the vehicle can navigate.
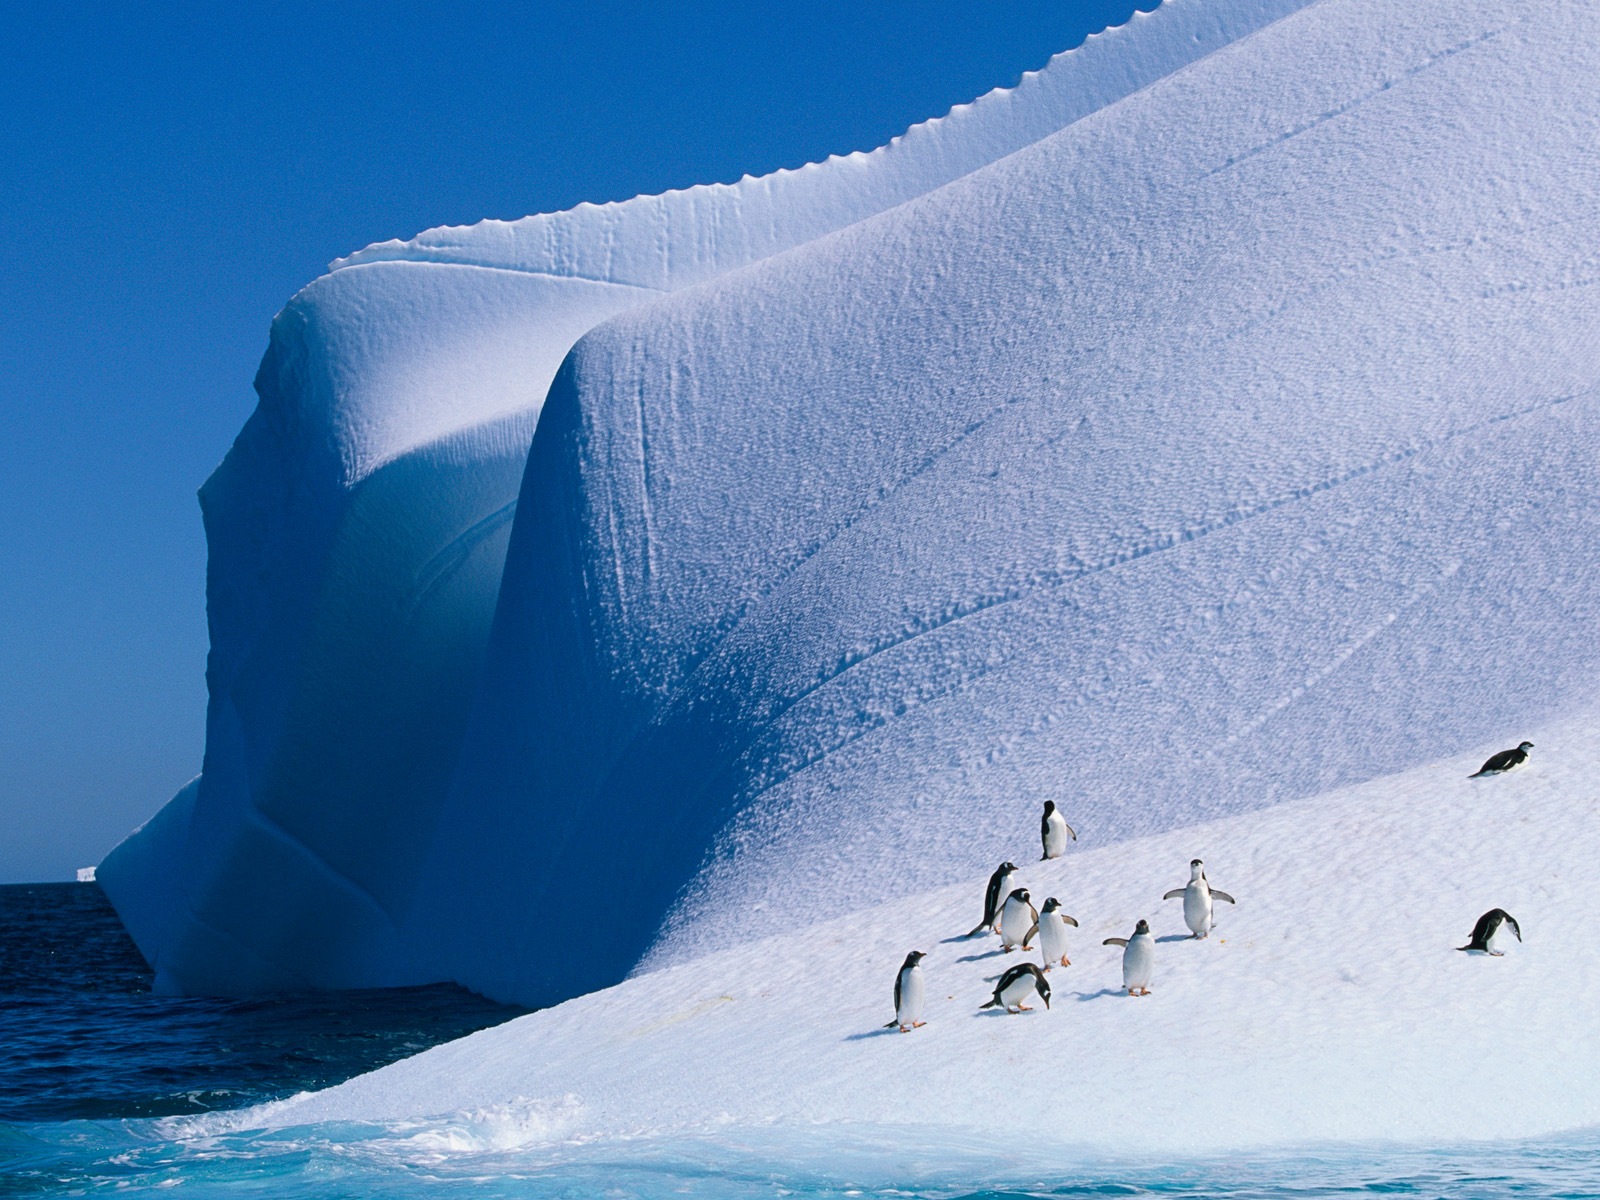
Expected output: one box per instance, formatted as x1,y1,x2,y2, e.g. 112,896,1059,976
0,1,1153,883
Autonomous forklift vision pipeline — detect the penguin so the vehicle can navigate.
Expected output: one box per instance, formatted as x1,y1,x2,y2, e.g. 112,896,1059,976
967,862,1020,936
999,888,1039,952
1457,909,1522,955
980,962,1052,1013
1162,859,1235,939
1040,801,1077,860
1025,896,1079,969
1103,919,1155,996
883,951,928,1031
1470,741,1534,778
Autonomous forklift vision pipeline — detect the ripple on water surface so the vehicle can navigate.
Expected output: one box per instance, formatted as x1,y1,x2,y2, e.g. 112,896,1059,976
5,1116,1600,1200
0,883,524,1122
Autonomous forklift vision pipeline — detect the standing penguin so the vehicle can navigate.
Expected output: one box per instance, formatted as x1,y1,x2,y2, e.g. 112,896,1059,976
1026,897,1079,969
1470,741,1534,778
999,888,1039,952
1457,909,1522,955
1103,919,1155,996
980,963,1052,1013
1162,859,1236,939
1040,801,1078,860
967,862,1020,936
883,951,928,1031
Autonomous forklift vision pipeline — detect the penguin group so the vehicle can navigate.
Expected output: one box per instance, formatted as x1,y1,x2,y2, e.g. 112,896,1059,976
885,740,1534,1030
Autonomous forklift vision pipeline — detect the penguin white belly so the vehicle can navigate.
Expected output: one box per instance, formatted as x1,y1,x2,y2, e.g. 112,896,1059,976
896,968,925,1026
1043,814,1069,858
1123,936,1155,991
997,973,1037,1011
1000,899,1032,949
1183,884,1213,937
1039,915,1070,967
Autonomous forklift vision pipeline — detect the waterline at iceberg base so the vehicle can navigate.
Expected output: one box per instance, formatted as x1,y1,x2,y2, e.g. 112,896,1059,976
93,0,1600,1164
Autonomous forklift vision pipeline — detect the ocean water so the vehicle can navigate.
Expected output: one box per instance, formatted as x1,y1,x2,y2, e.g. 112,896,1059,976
0,883,523,1122
4,884,1598,1198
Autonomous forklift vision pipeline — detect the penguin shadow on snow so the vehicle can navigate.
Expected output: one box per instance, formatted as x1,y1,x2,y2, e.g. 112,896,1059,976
842,1027,903,1041
1154,933,1194,944
954,947,1011,963
1071,987,1128,1003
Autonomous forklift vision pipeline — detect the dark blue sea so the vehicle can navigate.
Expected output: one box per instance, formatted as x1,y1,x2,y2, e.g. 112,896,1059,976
4,883,1598,1198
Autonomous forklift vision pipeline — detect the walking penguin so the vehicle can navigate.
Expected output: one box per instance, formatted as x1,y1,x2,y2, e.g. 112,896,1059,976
1026,896,1078,969
1162,859,1235,938
968,862,1019,936
999,888,1039,952
884,951,928,1031
1457,909,1522,955
1040,801,1077,860
980,963,1052,1013
1104,919,1156,996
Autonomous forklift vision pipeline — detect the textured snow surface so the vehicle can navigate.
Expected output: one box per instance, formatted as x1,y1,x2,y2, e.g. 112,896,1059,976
252,718,1600,1151
101,0,1310,996
103,0,1600,1014
425,0,1600,1005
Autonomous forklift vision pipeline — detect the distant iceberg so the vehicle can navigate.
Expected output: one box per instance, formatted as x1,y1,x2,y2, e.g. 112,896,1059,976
76,866,97,884
101,0,1600,1019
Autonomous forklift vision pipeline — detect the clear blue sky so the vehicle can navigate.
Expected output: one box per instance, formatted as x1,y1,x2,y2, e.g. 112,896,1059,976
0,1,1154,883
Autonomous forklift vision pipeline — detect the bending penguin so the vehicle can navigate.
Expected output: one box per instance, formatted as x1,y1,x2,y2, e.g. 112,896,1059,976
1104,919,1155,996
1040,801,1077,860
1162,859,1235,939
999,888,1039,952
884,951,928,1031
981,963,1051,1013
1024,896,1079,969
968,862,1020,937
1470,741,1534,778
1457,909,1522,956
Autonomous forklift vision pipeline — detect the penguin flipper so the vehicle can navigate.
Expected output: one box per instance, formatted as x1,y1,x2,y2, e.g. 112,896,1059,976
1022,921,1040,947
1162,888,1185,900
1211,890,1236,904
1063,915,1079,927
1103,937,1129,947
1065,823,1077,841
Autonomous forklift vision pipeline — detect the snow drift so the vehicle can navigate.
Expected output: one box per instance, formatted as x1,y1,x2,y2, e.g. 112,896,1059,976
245,716,1600,1151
102,0,1600,1024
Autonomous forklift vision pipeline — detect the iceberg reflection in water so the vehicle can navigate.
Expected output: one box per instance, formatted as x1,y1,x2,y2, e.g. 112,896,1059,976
5,1116,1600,1199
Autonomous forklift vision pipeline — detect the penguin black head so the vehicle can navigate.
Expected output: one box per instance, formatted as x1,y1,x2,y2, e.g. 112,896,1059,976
1134,919,1150,935
1041,897,1060,912
1002,861,1017,872
1035,969,1052,1009
902,950,926,968
1190,858,1203,868
1043,800,1056,815
1010,888,1030,905
1519,741,1534,751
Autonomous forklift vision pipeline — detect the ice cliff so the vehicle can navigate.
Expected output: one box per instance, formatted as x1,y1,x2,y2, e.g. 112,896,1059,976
102,0,1600,1017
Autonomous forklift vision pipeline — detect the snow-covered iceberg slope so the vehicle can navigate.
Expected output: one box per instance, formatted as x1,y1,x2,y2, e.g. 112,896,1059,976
251,718,1600,1152
412,0,1600,1006
100,0,1311,995
106,0,1600,1014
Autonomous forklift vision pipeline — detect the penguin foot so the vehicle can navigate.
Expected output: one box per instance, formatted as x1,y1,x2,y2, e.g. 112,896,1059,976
1061,957,1071,966
913,1020,926,1027
1490,950,1505,957
1015,1004,1033,1011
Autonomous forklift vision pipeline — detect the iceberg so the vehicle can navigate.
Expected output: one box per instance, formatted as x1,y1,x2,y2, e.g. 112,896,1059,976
101,0,1600,1075
97,0,1319,996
